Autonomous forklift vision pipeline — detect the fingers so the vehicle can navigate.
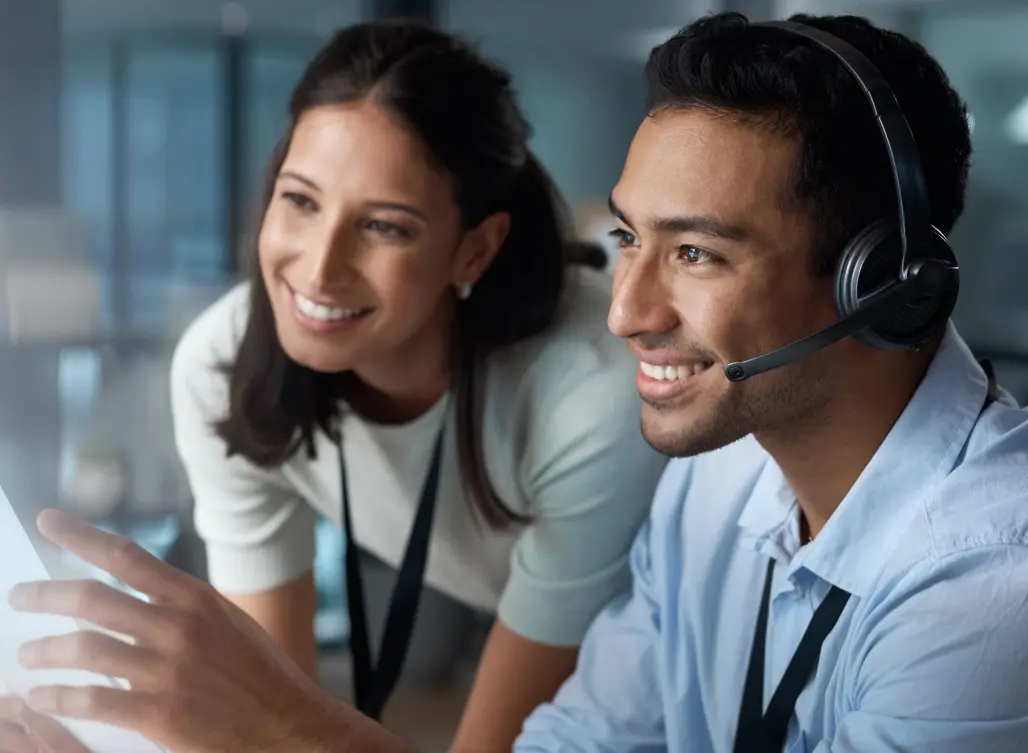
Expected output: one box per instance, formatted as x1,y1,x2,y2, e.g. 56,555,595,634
0,720,35,753
0,698,31,753
8,579,162,644
18,630,161,687
0,698,92,753
25,685,153,735
0,698,25,724
34,510,193,603
18,708,91,753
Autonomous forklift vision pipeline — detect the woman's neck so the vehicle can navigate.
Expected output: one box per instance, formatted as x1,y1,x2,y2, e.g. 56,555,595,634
343,367,451,425
344,308,456,425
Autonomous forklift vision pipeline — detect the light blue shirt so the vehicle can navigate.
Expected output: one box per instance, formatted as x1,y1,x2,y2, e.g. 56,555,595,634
516,324,1028,753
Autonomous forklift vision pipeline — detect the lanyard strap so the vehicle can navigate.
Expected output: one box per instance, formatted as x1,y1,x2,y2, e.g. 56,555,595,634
339,420,447,720
732,359,999,752
733,561,851,753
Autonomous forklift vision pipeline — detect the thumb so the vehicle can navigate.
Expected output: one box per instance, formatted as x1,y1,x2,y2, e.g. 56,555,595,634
18,708,89,753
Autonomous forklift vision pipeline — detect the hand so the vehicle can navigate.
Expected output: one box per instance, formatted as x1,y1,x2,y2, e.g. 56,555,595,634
7,510,342,753
0,696,88,753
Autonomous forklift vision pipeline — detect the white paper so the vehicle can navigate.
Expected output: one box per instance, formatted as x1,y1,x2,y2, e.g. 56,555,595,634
0,486,164,752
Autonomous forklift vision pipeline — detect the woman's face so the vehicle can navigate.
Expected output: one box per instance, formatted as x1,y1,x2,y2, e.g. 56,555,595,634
259,101,499,376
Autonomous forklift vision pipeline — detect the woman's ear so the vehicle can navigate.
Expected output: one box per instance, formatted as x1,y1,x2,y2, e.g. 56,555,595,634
451,211,511,292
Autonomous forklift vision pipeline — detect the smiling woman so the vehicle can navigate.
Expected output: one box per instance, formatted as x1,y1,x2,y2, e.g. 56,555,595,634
255,99,494,386
0,23,666,752
141,18,661,753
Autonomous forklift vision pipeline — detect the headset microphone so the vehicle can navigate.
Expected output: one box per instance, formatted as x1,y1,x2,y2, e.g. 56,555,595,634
722,20,961,384
724,259,958,382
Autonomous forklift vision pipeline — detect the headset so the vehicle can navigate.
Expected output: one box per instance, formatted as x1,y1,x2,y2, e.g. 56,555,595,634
722,20,960,383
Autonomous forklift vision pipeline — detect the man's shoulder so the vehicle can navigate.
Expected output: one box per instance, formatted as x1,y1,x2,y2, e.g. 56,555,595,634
869,403,1028,591
921,404,1028,558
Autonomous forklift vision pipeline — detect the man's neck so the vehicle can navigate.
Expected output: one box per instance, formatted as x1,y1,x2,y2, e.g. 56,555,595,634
755,351,934,539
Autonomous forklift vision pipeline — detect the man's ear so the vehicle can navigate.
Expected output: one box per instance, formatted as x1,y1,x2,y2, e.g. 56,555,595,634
451,211,511,293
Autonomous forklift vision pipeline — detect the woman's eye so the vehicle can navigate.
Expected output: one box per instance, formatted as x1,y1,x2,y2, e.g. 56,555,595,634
608,228,637,248
282,192,317,212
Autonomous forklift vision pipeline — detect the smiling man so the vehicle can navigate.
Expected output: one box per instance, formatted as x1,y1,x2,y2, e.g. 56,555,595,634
515,11,1028,753
5,11,1028,753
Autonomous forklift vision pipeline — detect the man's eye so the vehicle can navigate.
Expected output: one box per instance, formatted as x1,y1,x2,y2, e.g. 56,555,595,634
678,246,714,265
366,220,410,239
608,228,637,248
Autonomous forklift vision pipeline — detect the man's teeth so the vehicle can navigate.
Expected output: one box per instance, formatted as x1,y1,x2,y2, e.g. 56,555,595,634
294,293,367,321
640,361,711,381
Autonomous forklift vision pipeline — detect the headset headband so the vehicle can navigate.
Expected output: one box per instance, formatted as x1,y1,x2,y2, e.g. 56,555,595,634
757,21,933,273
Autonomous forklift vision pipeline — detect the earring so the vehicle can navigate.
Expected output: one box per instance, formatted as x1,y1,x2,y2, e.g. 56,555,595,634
457,282,473,300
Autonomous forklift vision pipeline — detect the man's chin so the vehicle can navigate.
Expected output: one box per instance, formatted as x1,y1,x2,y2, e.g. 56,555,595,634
641,409,746,459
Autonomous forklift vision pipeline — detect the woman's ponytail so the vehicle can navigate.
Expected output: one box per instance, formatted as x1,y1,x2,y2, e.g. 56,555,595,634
459,153,570,349
454,152,572,528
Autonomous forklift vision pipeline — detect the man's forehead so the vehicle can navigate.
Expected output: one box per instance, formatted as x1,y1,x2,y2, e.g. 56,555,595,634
616,108,797,222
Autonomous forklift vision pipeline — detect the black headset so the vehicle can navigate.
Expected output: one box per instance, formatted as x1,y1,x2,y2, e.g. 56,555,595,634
723,20,960,382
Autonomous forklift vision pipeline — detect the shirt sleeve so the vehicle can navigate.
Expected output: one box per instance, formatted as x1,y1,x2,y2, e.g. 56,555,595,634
514,516,667,752
169,296,317,596
822,544,1028,753
496,358,668,647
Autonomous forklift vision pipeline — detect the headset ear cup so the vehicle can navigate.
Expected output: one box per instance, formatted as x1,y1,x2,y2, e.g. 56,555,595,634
834,218,959,350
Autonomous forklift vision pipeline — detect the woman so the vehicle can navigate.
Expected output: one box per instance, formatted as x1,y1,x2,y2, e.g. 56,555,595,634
169,20,661,751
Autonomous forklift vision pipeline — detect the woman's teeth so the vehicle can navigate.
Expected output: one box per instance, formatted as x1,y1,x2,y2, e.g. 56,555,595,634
640,361,712,381
294,292,369,321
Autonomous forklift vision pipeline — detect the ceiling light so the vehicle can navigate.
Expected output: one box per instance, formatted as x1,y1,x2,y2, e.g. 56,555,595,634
1003,96,1028,145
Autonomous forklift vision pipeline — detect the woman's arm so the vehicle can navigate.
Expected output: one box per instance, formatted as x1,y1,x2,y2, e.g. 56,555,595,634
450,622,578,753
444,328,669,751
170,289,321,678
222,571,320,680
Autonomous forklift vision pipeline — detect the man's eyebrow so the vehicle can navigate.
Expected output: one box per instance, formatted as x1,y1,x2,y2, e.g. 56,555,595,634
608,194,753,242
608,194,629,225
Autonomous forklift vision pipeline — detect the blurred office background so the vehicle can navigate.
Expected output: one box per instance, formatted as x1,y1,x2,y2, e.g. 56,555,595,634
1,0,1026,747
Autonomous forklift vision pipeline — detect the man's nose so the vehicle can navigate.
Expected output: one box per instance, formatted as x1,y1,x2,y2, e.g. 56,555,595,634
608,254,678,340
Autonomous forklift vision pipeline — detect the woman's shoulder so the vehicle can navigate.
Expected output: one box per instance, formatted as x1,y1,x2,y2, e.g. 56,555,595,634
170,282,251,409
486,266,633,400
481,266,646,456
172,283,251,374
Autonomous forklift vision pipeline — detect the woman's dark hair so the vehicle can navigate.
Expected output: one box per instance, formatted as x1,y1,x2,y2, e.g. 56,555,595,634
215,21,572,528
567,240,610,271
645,12,971,275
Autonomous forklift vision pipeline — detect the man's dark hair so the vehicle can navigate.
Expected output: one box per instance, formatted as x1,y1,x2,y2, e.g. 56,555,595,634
645,12,972,275
216,21,573,528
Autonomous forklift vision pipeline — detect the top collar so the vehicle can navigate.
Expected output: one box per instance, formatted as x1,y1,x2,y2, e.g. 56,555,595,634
737,322,992,598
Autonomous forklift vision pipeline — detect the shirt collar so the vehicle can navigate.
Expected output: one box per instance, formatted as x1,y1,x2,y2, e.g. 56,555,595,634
737,456,798,564
737,322,992,598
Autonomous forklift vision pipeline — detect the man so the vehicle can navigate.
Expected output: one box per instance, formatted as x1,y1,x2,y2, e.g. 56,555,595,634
2,11,1027,753
515,11,1028,753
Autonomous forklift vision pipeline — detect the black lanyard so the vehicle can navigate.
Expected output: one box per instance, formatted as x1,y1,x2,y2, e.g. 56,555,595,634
338,419,447,720
732,359,999,752
732,562,850,752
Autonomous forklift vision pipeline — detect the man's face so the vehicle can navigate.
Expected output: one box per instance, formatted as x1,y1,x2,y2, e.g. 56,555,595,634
608,108,841,457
